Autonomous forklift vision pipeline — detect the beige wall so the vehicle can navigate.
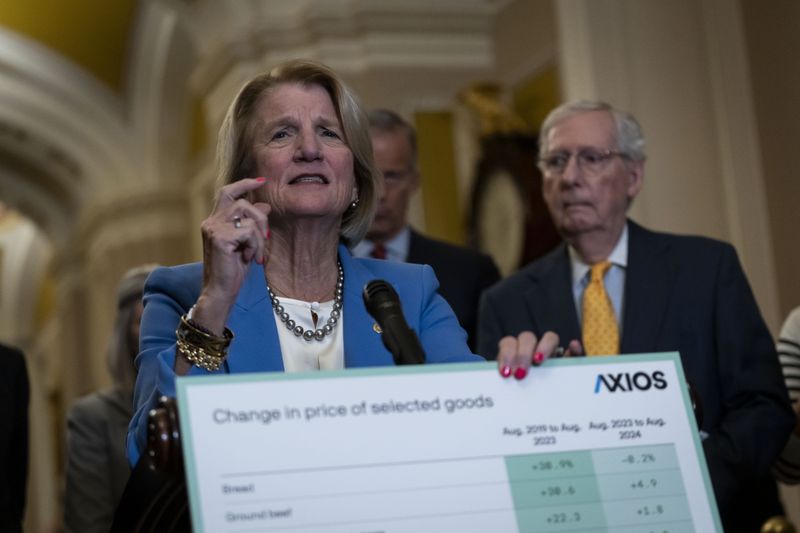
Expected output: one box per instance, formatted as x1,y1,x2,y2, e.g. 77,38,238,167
555,0,782,333
494,0,557,85
741,0,800,321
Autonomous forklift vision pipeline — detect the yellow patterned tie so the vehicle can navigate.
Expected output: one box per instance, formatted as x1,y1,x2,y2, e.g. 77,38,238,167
582,261,619,356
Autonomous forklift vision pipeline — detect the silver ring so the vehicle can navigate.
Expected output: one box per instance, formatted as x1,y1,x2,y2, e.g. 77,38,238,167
554,346,565,358
232,215,242,229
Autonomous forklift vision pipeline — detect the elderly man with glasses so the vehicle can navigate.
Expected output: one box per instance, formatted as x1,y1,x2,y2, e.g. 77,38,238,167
477,100,793,532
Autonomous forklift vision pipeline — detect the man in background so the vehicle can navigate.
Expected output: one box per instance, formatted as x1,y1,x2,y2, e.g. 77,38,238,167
353,109,500,350
477,100,793,532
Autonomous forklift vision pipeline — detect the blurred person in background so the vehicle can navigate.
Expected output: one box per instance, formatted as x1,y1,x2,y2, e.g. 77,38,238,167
351,109,500,350
63,264,156,533
478,100,793,532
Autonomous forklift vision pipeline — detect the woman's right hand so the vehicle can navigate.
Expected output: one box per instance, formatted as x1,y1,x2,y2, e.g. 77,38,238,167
193,177,271,335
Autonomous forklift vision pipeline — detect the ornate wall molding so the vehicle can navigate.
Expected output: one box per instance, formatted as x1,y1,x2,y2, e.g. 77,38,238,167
182,0,497,129
127,0,196,188
0,28,138,246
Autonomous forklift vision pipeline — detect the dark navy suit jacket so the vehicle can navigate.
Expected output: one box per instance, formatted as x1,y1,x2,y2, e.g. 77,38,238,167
127,244,482,465
0,344,28,533
477,221,793,532
406,230,500,351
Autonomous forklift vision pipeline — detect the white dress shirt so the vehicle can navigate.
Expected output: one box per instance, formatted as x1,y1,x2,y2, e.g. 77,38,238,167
351,226,411,262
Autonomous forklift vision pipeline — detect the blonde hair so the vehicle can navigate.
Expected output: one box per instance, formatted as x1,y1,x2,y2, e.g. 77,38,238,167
216,59,381,245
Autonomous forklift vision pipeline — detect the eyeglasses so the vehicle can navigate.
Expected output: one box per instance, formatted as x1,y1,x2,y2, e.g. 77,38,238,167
539,148,630,176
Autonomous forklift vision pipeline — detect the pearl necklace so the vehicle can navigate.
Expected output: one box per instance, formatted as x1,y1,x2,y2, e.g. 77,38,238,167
267,261,343,342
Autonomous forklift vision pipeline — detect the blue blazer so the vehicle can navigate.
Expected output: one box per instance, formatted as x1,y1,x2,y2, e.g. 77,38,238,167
127,244,482,464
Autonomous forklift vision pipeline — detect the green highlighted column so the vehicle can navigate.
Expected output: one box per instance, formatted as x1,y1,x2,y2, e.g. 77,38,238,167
504,445,693,532
505,451,608,531
591,444,692,530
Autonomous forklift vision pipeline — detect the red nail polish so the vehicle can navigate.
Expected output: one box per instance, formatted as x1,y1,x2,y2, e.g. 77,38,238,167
255,177,267,182
500,366,512,378
533,352,544,365
514,367,527,380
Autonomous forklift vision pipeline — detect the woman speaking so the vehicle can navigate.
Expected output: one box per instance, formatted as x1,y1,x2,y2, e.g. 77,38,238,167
126,60,557,465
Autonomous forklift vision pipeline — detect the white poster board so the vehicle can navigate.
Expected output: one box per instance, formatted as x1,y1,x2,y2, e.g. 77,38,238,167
176,352,722,532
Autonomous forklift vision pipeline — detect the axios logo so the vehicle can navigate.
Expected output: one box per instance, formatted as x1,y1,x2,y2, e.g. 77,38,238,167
594,370,668,393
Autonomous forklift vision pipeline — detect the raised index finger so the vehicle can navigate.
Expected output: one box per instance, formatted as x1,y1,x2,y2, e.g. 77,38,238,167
216,177,270,208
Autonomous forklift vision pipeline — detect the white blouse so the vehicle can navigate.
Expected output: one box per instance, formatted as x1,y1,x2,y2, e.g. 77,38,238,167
274,298,345,372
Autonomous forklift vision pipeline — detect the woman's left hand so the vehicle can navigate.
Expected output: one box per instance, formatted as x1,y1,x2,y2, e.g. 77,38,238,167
495,332,582,379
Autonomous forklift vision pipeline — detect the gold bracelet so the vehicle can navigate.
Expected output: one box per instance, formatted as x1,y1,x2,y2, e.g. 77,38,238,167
176,311,233,371
176,337,226,371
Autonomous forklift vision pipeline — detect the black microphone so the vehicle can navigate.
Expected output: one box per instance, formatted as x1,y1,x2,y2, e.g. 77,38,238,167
362,280,426,365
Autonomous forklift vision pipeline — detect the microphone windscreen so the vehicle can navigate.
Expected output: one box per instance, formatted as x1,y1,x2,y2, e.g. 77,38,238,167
362,280,400,319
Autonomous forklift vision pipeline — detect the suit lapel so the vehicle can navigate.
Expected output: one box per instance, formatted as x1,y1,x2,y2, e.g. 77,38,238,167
340,244,395,367
225,262,285,373
524,246,582,343
621,221,675,353
406,229,423,263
